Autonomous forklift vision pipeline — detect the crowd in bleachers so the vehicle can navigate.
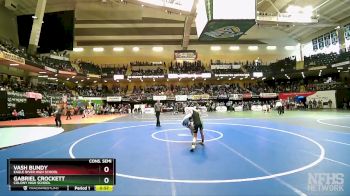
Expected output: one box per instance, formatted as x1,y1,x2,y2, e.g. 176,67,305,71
41,56,75,72
130,61,166,66
131,68,164,76
75,60,101,75
169,61,206,74
269,56,297,73
304,51,350,68
0,39,76,72
0,78,72,96
101,65,128,75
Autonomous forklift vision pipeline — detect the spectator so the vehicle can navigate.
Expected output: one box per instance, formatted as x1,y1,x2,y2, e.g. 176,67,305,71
18,109,25,119
12,109,18,120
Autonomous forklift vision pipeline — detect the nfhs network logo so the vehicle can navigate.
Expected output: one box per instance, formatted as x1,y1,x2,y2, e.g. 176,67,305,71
308,173,344,192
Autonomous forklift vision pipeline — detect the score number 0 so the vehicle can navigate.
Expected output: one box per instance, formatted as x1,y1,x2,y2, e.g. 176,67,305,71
103,166,110,184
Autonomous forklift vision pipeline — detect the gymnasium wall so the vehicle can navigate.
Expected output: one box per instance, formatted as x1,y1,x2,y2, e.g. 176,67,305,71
0,5,19,45
70,45,298,67
103,79,257,90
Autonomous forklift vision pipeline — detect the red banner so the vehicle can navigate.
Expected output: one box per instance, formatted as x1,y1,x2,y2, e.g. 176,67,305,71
278,92,316,100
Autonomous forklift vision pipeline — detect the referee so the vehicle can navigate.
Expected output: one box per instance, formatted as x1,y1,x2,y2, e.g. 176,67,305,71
154,100,162,127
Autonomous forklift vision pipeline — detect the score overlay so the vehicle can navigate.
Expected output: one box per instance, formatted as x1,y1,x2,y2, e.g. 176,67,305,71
7,158,116,191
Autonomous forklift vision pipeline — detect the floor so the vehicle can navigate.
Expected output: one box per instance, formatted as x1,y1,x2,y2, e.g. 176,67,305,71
0,110,349,196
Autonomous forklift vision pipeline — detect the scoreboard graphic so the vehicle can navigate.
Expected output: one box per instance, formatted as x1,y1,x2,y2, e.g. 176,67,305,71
7,158,116,191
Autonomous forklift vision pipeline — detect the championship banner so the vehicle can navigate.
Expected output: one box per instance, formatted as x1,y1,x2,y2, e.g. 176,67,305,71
229,94,243,100
278,92,316,100
25,92,42,100
259,93,278,98
199,20,256,41
106,96,122,102
153,95,167,101
87,74,101,78
44,66,57,73
175,95,187,101
189,94,210,100
58,70,77,76
174,50,197,60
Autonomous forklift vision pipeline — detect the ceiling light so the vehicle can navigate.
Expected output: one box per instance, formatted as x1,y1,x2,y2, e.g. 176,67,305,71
81,80,84,82
266,46,277,50
32,15,38,19
94,80,97,83
211,46,221,51
10,63,19,66
113,47,124,52
104,80,107,83
248,46,258,51
285,46,296,50
75,81,78,84
38,75,48,78
72,76,75,78
152,46,164,52
39,71,46,74
54,74,58,76
229,46,240,51
73,48,84,52
93,47,104,52
66,78,70,81
133,47,140,52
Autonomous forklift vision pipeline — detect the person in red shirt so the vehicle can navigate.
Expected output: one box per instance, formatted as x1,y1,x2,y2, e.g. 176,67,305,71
12,109,18,120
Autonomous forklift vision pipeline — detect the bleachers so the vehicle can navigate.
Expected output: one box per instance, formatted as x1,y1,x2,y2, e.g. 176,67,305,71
304,51,350,68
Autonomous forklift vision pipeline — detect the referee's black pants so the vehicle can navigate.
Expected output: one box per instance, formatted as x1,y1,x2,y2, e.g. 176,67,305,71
55,115,62,127
155,111,160,127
